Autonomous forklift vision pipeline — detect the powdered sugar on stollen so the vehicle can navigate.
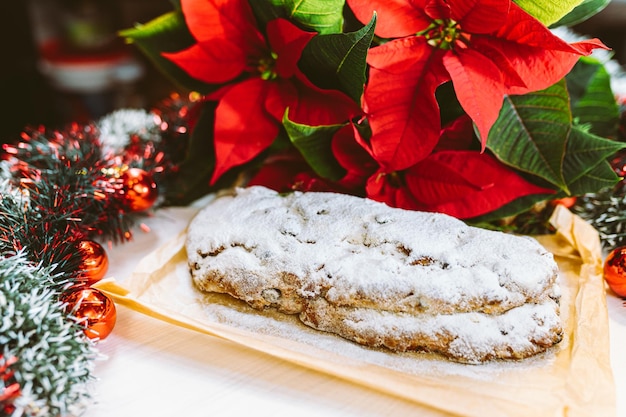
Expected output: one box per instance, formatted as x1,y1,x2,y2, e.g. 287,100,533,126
186,186,562,362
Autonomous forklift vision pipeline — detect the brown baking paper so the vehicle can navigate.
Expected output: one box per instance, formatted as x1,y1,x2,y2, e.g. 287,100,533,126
94,204,616,417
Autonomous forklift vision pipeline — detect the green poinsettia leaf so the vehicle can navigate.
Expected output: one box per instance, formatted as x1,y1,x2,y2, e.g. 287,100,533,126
437,82,465,128
164,99,260,205
283,110,346,180
561,125,625,192
514,0,585,25
467,192,554,224
299,13,376,103
550,0,610,27
487,80,572,192
162,102,216,205
249,0,345,35
566,158,620,196
566,57,620,138
120,11,211,93
467,161,619,225
475,123,624,223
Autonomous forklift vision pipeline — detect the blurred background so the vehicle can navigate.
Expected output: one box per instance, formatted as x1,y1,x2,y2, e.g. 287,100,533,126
1,0,625,145
0,0,175,145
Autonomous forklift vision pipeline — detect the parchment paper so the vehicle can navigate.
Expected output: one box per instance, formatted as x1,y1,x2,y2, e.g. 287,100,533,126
95,204,616,417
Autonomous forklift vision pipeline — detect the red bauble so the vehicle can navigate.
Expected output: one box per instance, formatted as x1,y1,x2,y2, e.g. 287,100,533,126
121,168,158,212
603,246,626,297
549,196,577,208
64,288,117,340
0,355,20,414
77,240,109,286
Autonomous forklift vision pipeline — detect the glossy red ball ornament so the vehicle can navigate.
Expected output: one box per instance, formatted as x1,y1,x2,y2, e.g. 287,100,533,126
77,240,109,286
121,167,158,212
64,288,117,340
549,196,577,208
603,246,626,297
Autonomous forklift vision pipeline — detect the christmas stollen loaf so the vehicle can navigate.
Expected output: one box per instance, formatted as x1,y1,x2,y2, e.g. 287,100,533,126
186,186,562,363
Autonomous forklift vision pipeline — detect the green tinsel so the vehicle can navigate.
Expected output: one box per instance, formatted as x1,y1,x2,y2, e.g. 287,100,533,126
0,253,99,417
3,125,141,244
0,178,86,287
0,100,194,417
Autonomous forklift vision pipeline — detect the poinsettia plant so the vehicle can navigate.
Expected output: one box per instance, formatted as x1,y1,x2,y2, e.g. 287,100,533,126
121,0,624,223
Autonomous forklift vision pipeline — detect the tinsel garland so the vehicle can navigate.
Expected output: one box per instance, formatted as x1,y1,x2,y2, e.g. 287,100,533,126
0,94,197,417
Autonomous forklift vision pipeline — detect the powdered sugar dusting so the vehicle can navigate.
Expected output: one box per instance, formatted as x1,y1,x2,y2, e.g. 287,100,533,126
187,186,562,363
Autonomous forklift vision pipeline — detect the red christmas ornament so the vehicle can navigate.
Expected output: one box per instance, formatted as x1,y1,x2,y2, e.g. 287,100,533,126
549,196,577,208
77,240,109,286
121,167,158,212
603,246,626,297
64,288,117,340
0,355,20,415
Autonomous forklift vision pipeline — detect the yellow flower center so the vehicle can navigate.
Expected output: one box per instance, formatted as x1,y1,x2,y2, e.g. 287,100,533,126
420,19,469,50
257,51,278,80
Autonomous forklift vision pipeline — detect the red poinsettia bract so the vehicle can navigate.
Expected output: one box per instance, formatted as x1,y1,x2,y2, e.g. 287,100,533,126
249,117,553,219
354,116,554,218
365,151,555,218
163,0,359,184
347,0,607,171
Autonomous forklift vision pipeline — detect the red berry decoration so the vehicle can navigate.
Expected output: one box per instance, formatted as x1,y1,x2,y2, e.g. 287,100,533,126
0,355,20,415
64,288,117,340
121,167,158,212
77,240,109,286
603,246,626,297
